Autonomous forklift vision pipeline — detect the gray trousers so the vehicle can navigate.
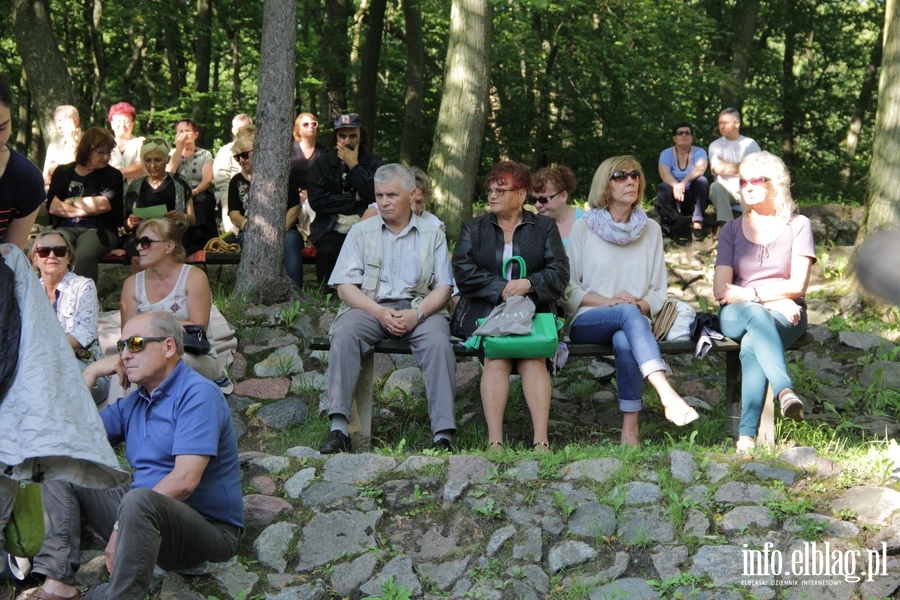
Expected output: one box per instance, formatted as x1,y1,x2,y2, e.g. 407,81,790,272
328,304,457,434
709,181,740,223
55,227,118,282
0,476,17,550
32,481,238,599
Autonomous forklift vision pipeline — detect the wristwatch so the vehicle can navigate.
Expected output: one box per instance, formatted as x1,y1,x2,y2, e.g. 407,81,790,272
415,307,426,324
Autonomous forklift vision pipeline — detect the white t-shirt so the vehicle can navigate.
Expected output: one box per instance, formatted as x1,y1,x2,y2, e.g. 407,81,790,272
708,135,760,196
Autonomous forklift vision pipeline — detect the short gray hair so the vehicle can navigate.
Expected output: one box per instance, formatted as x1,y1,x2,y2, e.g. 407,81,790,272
720,107,741,122
144,310,184,357
375,164,416,192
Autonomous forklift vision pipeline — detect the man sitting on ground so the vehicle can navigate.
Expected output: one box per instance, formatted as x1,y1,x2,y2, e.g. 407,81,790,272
708,107,760,225
320,164,456,454
29,311,243,600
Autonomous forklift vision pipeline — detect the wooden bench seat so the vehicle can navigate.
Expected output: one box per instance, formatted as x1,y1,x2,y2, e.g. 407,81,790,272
308,333,811,450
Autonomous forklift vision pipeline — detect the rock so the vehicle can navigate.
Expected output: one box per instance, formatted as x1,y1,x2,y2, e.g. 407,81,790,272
254,345,303,377
651,545,688,580
226,393,254,413
251,475,277,496
867,524,900,555
232,416,247,440
568,501,616,539
779,446,819,469
73,552,107,588
290,371,326,393
230,352,247,379
806,325,831,344
839,291,864,316
860,358,900,388
831,486,900,525
851,415,900,439
486,525,515,556
784,513,859,538
443,479,469,503
359,555,422,597
243,494,292,529
283,467,316,498
587,359,616,380
210,559,260,598
615,481,661,506
714,481,781,504
159,573,206,599
255,522,297,572
720,506,774,533
321,453,397,484
512,525,543,562
704,460,729,483
617,507,674,544
284,446,324,461
816,457,842,478
506,580,540,600
740,462,796,486
509,564,550,594
295,510,383,571
233,377,290,399
589,577,660,600
299,482,359,507
683,507,710,537
838,330,885,351
265,581,327,600
418,557,471,592
256,398,308,430
395,455,444,473
292,314,317,339
329,553,379,597
250,455,292,474
383,366,425,398
548,540,597,573
506,459,539,482
683,485,710,507
692,545,746,586
669,449,699,483
560,458,623,483
448,454,495,482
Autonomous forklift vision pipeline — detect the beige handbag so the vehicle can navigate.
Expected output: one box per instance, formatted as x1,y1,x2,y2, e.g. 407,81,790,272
651,298,679,342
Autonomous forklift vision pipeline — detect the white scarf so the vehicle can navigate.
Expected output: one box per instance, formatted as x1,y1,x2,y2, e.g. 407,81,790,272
584,207,648,245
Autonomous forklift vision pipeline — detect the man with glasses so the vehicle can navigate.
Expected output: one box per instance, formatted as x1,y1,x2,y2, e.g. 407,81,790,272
29,311,243,600
320,164,456,454
708,108,760,225
212,114,253,235
308,113,384,289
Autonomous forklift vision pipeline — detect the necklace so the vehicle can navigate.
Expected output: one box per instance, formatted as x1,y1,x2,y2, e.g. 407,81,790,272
676,147,690,171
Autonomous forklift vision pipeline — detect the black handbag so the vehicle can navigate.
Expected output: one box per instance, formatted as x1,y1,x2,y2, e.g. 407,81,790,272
182,324,212,355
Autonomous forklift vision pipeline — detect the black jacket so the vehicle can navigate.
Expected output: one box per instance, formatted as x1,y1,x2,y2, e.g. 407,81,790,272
307,148,384,245
451,211,569,337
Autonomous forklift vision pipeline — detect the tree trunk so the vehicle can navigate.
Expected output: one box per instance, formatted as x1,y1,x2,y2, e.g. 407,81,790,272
399,0,424,166
12,0,76,145
721,0,760,111
234,0,299,304
324,0,350,116
780,1,796,167
357,0,386,149
427,0,493,238
193,0,213,147
862,0,900,240
85,0,107,117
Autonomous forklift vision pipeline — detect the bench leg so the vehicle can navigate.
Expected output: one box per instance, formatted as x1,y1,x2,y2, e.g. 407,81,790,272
725,352,742,439
349,353,373,451
758,385,776,447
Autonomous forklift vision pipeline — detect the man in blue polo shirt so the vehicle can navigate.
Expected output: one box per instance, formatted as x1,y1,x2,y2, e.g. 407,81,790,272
29,311,243,600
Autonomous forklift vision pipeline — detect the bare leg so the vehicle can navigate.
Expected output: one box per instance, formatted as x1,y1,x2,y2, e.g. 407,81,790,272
621,411,639,447
481,357,513,446
647,371,698,426
37,578,80,598
518,358,551,448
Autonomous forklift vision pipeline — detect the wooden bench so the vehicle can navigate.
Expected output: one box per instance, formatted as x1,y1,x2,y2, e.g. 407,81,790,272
308,333,811,450
98,246,318,266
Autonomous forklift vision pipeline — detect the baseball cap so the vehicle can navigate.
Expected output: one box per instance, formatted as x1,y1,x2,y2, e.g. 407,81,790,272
333,113,363,130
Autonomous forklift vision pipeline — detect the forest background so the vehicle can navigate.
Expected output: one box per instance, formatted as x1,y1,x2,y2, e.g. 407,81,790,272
1,0,886,238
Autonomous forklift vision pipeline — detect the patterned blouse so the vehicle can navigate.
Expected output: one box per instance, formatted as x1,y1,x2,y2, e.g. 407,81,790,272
43,270,100,349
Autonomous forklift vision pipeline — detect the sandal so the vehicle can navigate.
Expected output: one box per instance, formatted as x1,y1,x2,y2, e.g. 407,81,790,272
664,404,699,427
29,589,84,600
779,391,805,422
533,441,550,452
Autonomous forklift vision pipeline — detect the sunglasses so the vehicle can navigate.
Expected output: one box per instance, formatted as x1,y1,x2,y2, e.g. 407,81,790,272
233,151,253,162
674,130,692,136
116,336,167,353
739,176,770,188
35,246,69,258
144,136,168,146
610,170,641,182
137,237,166,250
532,191,563,205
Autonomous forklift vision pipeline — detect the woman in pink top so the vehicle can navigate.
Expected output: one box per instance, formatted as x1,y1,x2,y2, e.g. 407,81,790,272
713,151,816,453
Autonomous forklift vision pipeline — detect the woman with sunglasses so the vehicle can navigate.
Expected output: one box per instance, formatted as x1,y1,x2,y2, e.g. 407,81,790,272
123,137,196,269
47,126,124,282
29,230,108,404
714,151,815,454
120,218,227,383
228,130,305,287
166,119,217,247
656,121,710,240
289,112,325,239
561,156,698,446
452,161,569,451
532,165,581,246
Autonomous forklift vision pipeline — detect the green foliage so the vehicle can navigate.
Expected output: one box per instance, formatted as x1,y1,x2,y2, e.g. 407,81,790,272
280,300,302,327
362,575,412,600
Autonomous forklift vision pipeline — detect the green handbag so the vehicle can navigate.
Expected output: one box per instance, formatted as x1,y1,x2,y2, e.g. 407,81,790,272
3,483,44,557
463,256,563,359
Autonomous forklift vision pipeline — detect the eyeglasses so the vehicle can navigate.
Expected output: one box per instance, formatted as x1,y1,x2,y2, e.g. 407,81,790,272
739,176,770,188
117,336,167,353
233,151,253,162
674,130,692,136
137,237,166,250
93,148,112,157
610,170,641,182
35,246,69,258
486,187,516,197
301,122,318,128
532,191,563,205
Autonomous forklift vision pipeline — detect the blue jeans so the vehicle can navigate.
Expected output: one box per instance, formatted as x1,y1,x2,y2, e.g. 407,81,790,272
569,304,667,412
238,229,304,287
719,301,807,437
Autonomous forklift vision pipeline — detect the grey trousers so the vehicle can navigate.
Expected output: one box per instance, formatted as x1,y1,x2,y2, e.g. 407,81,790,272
709,181,740,223
32,482,238,599
55,227,117,282
0,476,17,550
328,305,457,435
